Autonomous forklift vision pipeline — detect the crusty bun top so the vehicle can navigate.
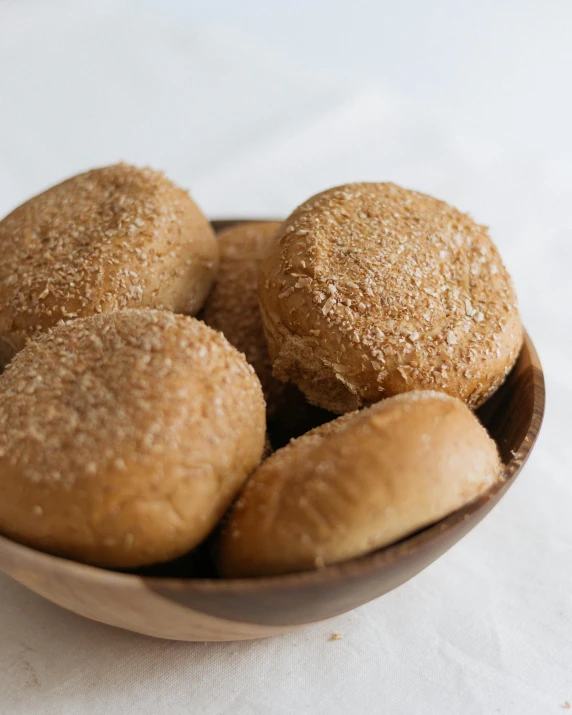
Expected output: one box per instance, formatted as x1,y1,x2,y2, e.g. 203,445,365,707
218,390,502,578
0,163,218,366
259,183,522,413
0,309,265,568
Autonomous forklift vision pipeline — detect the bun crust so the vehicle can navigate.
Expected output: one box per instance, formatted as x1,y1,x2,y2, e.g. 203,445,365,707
203,222,283,412
0,164,218,367
0,310,265,568
218,391,502,577
203,221,335,445
259,183,522,413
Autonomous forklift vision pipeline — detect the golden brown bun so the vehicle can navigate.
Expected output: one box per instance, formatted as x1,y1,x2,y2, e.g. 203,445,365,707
218,391,502,577
259,183,522,413
202,221,334,445
0,310,265,568
0,164,218,367
203,222,283,411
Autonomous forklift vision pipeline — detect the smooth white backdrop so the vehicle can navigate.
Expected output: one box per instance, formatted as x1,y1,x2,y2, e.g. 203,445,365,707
0,2,570,714
142,0,572,159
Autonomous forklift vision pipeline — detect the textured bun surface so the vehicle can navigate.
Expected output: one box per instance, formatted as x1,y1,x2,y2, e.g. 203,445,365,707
203,222,283,411
0,309,265,568
259,183,522,413
0,164,218,366
219,391,502,577
203,221,334,445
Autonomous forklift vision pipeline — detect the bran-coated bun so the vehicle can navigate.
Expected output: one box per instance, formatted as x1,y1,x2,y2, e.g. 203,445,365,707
218,391,502,577
0,310,265,568
203,221,283,412
202,221,334,445
259,183,522,413
0,164,218,367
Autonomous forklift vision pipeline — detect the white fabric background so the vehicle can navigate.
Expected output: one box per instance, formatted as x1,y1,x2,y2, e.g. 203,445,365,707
0,2,570,713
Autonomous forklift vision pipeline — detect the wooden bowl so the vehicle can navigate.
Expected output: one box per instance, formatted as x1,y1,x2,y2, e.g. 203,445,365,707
0,221,545,642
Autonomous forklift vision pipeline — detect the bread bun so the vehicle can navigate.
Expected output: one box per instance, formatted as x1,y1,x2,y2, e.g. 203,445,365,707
0,309,265,568
203,222,284,412
203,221,334,446
218,391,502,577
0,164,218,367
259,183,522,413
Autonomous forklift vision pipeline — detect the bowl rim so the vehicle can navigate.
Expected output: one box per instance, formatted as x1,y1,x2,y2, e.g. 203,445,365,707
0,329,545,594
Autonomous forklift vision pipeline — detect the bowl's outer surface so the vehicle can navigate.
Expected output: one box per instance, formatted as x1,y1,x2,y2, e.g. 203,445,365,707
0,220,545,641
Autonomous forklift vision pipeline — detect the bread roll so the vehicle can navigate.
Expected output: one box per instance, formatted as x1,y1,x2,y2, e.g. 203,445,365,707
203,221,284,411
218,391,502,577
0,309,265,568
0,164,218,367
259,183,522,413
203,221,334,446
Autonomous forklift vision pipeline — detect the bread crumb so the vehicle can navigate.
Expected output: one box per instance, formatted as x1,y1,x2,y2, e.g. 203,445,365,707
329,633,342,641
562,702,570,710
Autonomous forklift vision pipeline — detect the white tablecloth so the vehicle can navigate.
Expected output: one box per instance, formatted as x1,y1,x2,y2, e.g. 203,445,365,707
0,2,570,713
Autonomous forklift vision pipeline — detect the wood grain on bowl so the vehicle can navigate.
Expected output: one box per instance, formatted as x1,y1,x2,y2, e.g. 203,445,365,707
0,220,545,642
